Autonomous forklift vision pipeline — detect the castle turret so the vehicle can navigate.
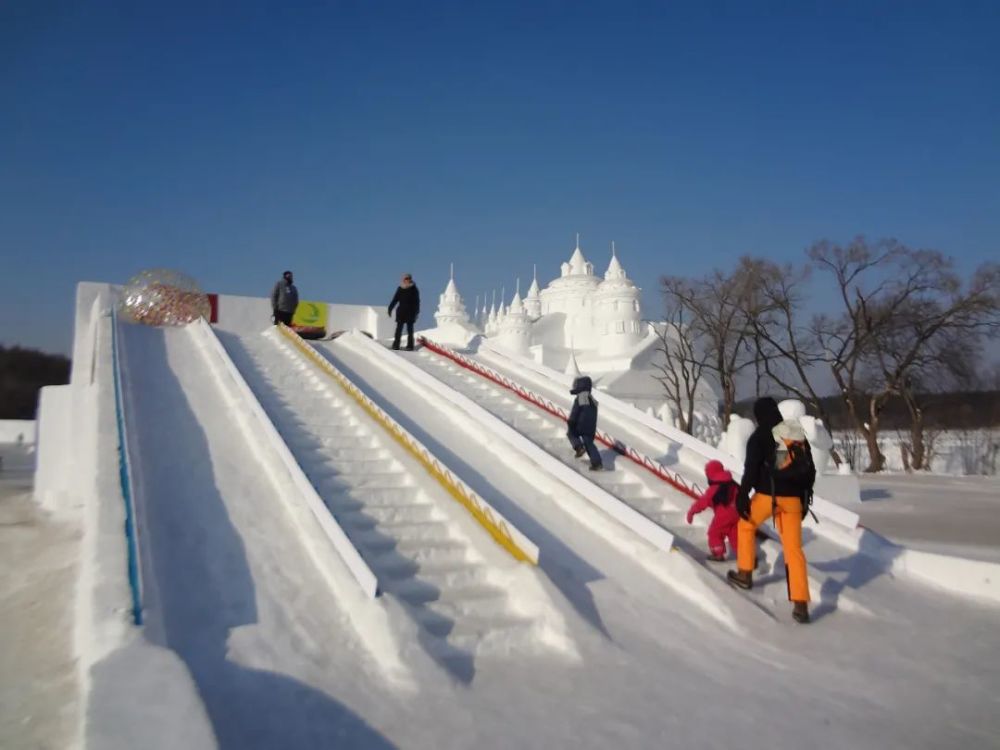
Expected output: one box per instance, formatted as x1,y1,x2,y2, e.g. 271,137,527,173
595,243,643,356
539,235,602,348
524,265,542,320
496,283,532,354
433,265,471,328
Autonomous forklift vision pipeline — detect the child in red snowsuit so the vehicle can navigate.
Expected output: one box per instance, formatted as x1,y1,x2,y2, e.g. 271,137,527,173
686,460,740,562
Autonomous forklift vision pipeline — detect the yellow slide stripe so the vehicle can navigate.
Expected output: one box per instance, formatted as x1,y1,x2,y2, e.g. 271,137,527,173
277,325,537,565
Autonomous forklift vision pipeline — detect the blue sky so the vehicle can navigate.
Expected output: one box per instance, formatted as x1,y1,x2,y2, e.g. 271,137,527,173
2,1,998,355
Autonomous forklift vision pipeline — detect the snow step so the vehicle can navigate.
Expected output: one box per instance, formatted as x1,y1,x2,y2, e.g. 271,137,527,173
395,537,469,557
421,612,534,646
326,486,421,505
377,558,494,587
314,473,414,491
353,520,450,544
336,504,440,528
419,591,510,621
602,482,653,501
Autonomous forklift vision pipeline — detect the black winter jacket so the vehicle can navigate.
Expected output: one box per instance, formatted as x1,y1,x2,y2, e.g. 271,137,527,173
388,285,420,323
567,377,598,439
737,397,814,506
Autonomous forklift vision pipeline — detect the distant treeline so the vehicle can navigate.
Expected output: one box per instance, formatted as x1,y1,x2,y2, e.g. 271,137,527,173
734,391,1000,431
0,345,71,419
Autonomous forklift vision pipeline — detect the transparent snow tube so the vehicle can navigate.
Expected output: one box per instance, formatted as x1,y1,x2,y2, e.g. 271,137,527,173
118,268,211,326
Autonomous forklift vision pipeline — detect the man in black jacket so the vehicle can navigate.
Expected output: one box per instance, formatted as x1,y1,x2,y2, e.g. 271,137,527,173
727,396,815,623
388,273,420,350
270,270,299,326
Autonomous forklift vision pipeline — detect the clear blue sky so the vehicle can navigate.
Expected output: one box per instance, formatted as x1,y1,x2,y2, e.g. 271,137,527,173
2,1,998,355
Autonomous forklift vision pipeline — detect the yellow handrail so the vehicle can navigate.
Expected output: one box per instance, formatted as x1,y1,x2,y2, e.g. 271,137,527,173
276,325,537,565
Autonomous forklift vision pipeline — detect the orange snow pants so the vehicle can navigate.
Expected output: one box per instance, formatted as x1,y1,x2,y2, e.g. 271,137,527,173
737,493,810,603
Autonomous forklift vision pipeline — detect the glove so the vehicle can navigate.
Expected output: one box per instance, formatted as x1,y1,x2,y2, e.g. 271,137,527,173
801,489,813,520
271,310,277,323
736,491,751,521
686,509,694,525
387,308,393,317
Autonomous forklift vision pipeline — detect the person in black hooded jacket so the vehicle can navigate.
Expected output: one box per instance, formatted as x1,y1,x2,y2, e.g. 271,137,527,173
727,396,814,623
566,376,603,470
387,273,420,350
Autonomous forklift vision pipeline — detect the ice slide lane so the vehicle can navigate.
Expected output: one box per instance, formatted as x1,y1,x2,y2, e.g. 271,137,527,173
220,327,572,669
408,341,877,620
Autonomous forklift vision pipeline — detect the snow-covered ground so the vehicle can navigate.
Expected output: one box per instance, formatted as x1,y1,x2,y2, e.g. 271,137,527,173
0,443,80,750
9,309,1000,749
857,474,1000,563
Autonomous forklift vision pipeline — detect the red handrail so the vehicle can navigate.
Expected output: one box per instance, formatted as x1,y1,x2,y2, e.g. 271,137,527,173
418,337,703,500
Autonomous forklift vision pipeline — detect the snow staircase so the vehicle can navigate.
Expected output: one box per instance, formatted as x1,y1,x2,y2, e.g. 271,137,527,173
410,347,689,533
223,329,541,664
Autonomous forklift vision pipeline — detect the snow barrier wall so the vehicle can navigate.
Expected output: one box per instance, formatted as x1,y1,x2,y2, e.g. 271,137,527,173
277,324,541,565
211,292,395,339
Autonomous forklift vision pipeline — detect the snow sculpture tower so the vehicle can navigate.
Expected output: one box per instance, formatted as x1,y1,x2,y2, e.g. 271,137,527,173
524,265,542,320
539,235,602,348
496,284,532,355
433,265,471,328
595,244,643,356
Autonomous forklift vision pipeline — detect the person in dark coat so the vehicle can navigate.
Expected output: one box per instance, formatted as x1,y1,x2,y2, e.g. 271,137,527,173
388,273,420,350
727,396,815,624
271,270,299,326
566,376,603,471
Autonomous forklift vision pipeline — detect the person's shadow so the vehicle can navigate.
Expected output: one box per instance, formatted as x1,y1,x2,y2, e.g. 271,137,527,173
105,325,397,749
758,525,904,622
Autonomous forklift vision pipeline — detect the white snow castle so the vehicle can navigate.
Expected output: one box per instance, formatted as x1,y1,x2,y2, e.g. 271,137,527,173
422,237,720,438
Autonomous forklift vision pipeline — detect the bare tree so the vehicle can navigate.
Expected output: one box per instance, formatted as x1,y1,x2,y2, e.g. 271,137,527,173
740,258,839,429
661,267,759,429
652,288,709,434
880,262,999,468
811,240,999,472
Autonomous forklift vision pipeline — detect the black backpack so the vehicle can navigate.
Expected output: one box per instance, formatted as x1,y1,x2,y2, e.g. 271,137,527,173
769,427,817,521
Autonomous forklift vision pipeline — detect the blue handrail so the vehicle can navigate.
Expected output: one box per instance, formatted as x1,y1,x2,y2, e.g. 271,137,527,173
109,308,143,625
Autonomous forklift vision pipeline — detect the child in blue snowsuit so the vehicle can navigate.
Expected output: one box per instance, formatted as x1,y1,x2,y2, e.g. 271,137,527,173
567,376,603,471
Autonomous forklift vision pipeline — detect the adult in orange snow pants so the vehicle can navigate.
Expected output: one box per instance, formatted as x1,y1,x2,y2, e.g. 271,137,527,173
728,397,815,623
736,494,810,603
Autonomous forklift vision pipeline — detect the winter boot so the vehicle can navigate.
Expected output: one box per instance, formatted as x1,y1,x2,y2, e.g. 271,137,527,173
574,446,586,458
589,463,603,471
726,569,753,590
707,552,727,563
792,602,810,624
